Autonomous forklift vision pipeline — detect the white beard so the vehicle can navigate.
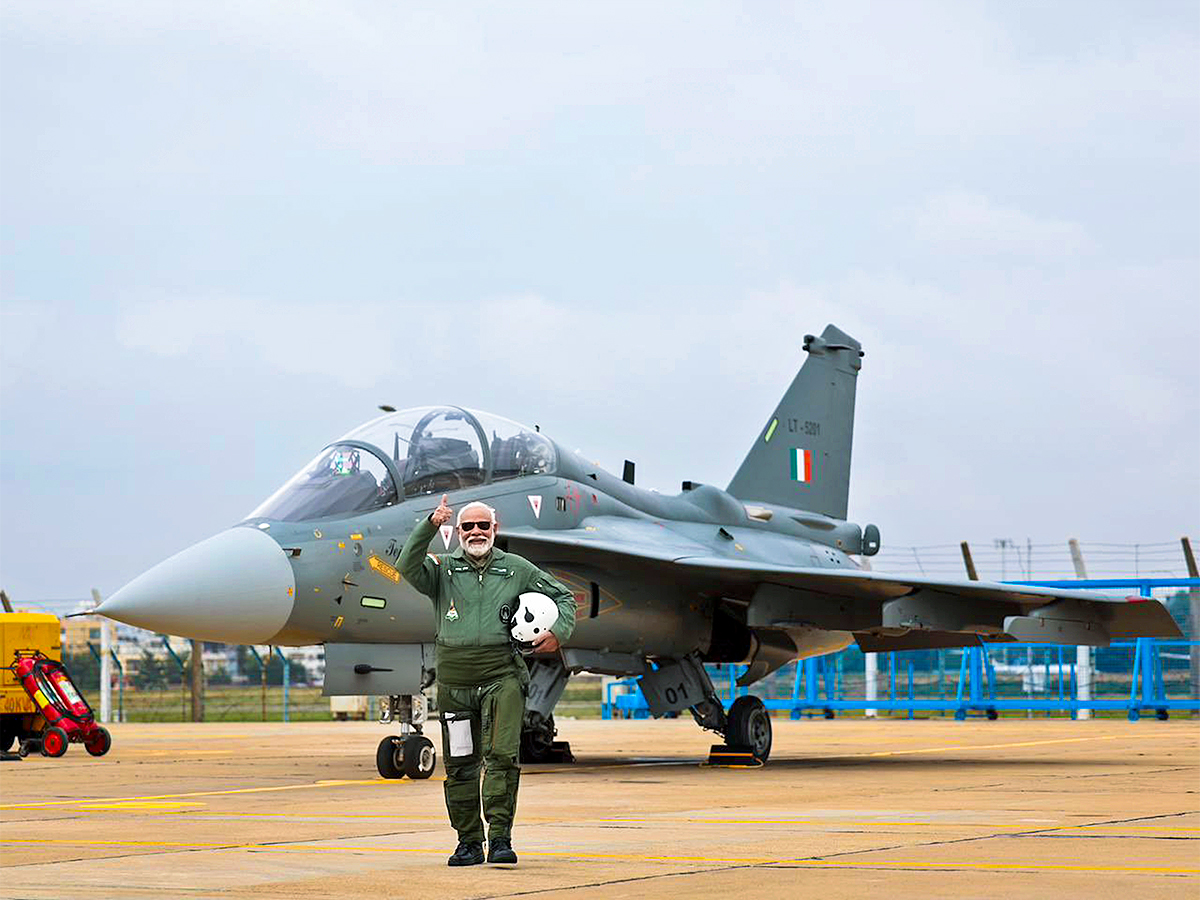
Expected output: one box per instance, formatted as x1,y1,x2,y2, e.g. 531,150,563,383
464,536,494,558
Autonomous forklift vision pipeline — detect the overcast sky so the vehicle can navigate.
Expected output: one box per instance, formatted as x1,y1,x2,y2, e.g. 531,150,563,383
2,1,1197,603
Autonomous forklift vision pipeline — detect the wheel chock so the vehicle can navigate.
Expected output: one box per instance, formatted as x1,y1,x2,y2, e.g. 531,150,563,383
704,744,763,767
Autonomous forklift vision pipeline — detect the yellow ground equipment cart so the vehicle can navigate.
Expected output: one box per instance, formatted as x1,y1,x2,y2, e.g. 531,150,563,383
2,613,62,751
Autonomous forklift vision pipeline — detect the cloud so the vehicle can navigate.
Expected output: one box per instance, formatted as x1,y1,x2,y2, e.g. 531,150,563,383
114,297,411,388
0,300,61,387
908,191,1093,258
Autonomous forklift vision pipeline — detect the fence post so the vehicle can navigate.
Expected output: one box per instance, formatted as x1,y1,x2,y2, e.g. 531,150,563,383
247,646,267,721
161,636,187,722
92,590,111,724
1183,537,1199,706
791,661,803,719
864,652,878,718
1056,645,1065,717
110,650,124,723
86,643,103,707
1069,539,1092,720
889,653,897,709
1069,657,1077,720
281,648,290,723
982,645,997,700
907,659,915,719
1153,644,1166,707
190,639,205,722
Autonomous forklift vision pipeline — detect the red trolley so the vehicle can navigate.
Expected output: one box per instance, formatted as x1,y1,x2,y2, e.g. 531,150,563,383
11,651,111,758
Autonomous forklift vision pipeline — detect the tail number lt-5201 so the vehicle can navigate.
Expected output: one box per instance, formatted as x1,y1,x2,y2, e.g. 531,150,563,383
787,418,820,436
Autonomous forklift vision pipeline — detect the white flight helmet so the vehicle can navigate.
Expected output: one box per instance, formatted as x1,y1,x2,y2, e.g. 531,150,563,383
510,592,559,653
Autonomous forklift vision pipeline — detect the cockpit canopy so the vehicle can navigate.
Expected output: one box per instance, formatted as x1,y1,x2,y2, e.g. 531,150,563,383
248,407,556,522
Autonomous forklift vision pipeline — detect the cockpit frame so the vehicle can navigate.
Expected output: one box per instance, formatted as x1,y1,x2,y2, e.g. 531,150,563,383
248,406,557,523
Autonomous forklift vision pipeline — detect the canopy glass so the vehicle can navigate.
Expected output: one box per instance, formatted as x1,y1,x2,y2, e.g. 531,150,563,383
248,407,556,521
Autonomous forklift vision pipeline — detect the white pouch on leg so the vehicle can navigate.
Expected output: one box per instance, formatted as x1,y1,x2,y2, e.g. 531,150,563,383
443,712,474,758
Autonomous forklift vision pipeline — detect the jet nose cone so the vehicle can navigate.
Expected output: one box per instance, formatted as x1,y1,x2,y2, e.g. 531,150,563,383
98,527,295,643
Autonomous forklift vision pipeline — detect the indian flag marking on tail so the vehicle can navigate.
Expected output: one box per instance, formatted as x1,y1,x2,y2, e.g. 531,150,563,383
790,448,813,483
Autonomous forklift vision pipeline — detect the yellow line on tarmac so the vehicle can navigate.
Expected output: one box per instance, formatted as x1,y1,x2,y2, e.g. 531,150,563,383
858,734,1125,757
0,777,436,810
1,839,1196,875
580,817,1200,835
778,860,1200,875
78,802,206,811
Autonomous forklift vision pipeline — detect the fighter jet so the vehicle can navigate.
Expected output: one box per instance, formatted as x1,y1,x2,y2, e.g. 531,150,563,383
98,325,1181,774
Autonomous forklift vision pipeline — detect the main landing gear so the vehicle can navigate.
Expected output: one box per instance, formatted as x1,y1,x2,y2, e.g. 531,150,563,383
723,695,772,761
520,658,575,763
375,694,436,780
638,653,774,764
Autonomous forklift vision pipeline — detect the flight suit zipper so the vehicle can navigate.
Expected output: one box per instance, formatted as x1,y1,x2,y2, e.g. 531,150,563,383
475,570,483,645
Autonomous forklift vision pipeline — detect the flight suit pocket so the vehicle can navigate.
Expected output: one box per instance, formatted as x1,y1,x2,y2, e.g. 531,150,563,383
442,711,475,759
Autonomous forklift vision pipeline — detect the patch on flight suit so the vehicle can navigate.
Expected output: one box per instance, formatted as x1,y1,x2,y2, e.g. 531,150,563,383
445,600,459,621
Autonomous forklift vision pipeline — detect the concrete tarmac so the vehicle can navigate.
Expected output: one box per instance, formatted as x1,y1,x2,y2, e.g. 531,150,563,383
1,718,1197,899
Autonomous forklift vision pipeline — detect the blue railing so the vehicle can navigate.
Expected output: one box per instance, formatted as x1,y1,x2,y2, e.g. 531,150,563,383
601,577,1199,721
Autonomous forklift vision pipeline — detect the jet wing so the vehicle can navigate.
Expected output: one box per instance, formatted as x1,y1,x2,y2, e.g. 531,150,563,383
502,519,1181,643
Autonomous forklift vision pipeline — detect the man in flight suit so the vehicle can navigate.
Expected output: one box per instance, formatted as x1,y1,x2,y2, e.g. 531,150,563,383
399,494,577,867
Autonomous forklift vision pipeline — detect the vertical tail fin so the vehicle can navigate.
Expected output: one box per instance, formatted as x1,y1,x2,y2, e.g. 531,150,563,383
726,324,862,519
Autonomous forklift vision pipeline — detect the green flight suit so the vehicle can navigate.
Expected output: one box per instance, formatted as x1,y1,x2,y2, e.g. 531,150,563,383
398,514,577,842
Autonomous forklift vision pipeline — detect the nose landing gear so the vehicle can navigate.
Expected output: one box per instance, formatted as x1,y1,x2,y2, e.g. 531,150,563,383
375,694,436,779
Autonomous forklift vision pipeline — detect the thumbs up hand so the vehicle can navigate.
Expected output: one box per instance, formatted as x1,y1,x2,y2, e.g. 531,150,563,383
430,495,454,527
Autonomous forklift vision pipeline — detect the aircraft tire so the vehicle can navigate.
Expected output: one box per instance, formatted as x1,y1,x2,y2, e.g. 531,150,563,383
376,735,404,779
402,735,436,779
519,715,556,763
726,696,772,762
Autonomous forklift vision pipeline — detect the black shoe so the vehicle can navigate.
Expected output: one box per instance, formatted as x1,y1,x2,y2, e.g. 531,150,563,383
447,840,485,867
487,837,518,864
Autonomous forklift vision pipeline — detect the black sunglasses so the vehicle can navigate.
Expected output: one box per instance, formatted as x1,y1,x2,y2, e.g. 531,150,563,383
459,521,493,532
